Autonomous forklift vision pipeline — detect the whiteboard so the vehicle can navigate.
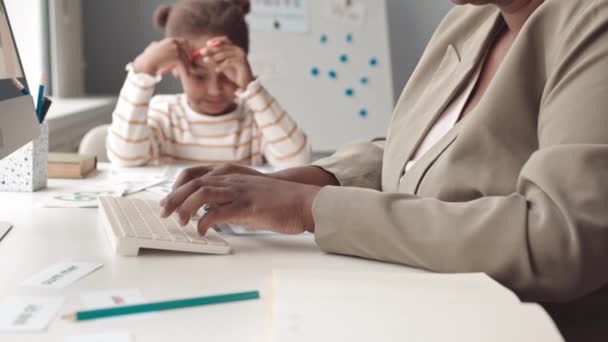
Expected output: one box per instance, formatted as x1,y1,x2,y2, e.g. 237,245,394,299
247,0,395,151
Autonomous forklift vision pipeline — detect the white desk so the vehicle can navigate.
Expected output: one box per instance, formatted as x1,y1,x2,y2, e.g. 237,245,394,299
0,168,413,342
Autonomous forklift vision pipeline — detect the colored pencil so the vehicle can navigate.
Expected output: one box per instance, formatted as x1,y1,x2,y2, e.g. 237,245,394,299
11,78,29,95
62,290,260,321
158,43,223,75
40,97,53,123
35,74,46,123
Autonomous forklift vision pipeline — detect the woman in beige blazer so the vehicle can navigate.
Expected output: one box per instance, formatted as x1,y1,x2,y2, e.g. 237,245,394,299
161,0,608,340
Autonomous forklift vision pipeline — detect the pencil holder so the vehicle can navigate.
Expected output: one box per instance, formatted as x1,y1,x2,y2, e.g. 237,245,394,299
0,122,48,192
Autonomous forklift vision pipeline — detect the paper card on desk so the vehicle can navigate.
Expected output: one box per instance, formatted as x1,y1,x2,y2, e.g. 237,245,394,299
65,332,133,342
38,184,126,208
214,224,277,236
0,296,64,332
80,288,145,310
80,289,153,321
146,180,174,197
114,178,166,196
22,262,103,289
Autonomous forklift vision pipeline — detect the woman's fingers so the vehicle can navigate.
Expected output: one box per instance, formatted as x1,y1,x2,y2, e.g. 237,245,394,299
176,186,237,226
160,177,225,218
172,166,212,191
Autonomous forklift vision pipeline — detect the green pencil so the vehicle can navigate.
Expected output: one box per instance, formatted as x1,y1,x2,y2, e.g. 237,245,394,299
62,290,260,321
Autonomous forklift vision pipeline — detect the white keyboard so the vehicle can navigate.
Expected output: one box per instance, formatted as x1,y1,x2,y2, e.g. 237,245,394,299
99,197,231,256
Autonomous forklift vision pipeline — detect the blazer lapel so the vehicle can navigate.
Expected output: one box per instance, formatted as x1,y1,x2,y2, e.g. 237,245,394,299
384,10,504,192
399,127,459,194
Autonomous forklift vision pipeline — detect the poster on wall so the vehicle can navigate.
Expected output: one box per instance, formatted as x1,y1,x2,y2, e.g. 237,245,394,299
247,0,310,33
327,0,367,26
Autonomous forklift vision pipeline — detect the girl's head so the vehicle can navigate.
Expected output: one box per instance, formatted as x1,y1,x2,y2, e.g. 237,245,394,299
154,0,250,115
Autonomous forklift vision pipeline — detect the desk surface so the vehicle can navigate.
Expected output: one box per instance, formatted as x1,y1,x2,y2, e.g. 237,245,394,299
0,170,411,341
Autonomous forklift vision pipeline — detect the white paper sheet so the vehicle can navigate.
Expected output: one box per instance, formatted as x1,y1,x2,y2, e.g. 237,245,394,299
0,296,64,332
38,184,126,208
327,0,367,26
248,0,310,33
79,288,152,321
22,262,103,289
80,288,145,309
214,224,276,236
271,270,564,342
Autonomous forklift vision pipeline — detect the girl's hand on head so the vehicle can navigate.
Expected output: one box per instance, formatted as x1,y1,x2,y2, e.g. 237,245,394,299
133,38,191,76
198,37,254,90
159,174,321,236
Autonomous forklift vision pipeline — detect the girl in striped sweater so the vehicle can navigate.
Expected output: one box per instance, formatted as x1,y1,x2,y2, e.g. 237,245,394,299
107,0,311,168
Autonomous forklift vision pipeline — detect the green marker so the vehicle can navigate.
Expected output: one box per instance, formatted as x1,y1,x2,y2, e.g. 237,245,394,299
62,290,260,321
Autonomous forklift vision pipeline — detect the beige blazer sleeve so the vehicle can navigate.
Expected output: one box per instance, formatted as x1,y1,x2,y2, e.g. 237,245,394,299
312,138,385,190
311,0,608,304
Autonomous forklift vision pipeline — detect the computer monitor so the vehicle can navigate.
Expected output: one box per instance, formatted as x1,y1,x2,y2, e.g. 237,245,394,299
0,0,39,160
0,0,40,238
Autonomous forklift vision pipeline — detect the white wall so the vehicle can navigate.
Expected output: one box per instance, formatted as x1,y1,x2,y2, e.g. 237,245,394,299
4,0,47,98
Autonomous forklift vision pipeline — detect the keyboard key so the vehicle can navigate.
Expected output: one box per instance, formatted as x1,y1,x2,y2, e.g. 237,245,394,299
183,226,208,244
106,198,136,238
99,197,231,255
120,199,153,239
135,200,175,241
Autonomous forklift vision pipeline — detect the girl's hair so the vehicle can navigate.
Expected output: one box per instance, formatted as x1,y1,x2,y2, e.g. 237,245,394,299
154,0,250,53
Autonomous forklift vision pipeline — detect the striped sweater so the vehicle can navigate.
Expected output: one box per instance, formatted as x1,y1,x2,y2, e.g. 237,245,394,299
107,67,311,169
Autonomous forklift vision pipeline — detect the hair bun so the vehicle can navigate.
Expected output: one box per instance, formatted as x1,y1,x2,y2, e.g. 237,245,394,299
228,0,250,15
154,4,173,29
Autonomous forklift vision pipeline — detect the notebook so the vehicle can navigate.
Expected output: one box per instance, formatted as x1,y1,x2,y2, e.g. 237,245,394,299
48,153,97,179
271,270,564,342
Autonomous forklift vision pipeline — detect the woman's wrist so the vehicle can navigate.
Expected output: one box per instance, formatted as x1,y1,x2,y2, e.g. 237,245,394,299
270,166,340,187
298,184,322,232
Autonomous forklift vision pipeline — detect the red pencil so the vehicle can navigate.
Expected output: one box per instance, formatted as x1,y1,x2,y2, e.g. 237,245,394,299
157,39,225,75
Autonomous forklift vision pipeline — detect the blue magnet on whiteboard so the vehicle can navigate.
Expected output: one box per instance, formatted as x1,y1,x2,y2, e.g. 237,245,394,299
359,108,368,117
328,70,337,79
310,67,320,77
345,88,355,97
346,33,353,43
360,77,369,85
369,58,378,67
320,34,328,44
340,54,349,63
